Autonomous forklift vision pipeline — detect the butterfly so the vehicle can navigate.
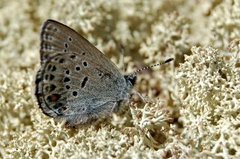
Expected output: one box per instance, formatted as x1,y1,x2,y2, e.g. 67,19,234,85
35,19,173,127
35,19,137,127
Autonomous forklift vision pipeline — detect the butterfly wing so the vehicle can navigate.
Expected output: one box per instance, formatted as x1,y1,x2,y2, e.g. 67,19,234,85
35,20,132,126
40,19,120,71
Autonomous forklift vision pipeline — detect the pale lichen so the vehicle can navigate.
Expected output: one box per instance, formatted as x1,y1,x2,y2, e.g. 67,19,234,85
176,45,240,158
128,102,171,149
1,0,240,158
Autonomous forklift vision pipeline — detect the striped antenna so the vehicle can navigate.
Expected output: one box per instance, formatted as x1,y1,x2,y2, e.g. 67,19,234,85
132,58,174,75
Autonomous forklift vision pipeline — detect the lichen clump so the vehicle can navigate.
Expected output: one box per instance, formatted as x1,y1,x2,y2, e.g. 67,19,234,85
0,0,240,158
176,46,240,158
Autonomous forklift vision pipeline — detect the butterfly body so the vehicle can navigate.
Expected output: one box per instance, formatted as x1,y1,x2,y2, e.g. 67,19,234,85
35,20,136,126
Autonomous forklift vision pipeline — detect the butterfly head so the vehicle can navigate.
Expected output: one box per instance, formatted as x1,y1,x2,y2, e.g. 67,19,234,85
124,74,137,87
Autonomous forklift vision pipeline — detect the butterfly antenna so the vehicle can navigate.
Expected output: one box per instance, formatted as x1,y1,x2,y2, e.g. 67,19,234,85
132,58,174,76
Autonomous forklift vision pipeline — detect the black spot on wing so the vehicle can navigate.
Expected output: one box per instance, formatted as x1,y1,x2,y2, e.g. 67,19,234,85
81,77,88,88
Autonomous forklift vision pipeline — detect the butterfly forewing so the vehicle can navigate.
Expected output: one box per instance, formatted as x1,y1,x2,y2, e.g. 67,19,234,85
40,20,121,74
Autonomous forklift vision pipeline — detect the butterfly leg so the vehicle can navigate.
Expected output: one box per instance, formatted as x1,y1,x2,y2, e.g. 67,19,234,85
131,90,147,103
131,90,158,104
